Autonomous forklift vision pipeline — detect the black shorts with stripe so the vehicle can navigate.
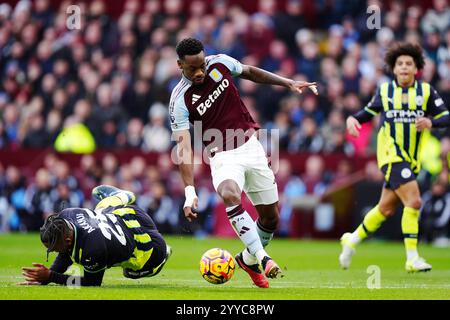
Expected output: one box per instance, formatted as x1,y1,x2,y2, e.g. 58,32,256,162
381,161,417,190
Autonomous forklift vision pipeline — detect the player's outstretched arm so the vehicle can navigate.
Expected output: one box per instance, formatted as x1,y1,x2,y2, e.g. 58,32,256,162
19,263,104,286
239,64,318,95
174,129,198,222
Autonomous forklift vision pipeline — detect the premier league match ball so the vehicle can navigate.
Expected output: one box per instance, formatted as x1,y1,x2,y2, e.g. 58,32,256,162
199,248,235,284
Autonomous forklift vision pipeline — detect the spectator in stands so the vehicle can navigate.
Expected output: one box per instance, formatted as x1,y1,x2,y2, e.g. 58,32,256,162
288,116,324,153
273,0,305,55
102,153,120,177
0,165,26,231
22,113,50,148
261,40,294,74
51,181,84,213
214,22,246,61
276,159,306,236
297,40,320,82
0,120,8,148
421,0,450,36
91,83,126,147
421,173,450,246
301,155,329,196
243,13,275,61
147,181,179,234
124,118,144,148
267,110,291,151
24,168,53,231
129,156,148,191
45,109,62,145
77,154,102,199
3,103,20,147
323,127,355,156
142,102,171,152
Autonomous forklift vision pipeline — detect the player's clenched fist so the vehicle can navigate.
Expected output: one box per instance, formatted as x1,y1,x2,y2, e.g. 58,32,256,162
415,117,432,132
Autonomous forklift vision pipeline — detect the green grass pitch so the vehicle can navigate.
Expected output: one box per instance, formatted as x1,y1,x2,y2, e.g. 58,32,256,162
0,233,449,300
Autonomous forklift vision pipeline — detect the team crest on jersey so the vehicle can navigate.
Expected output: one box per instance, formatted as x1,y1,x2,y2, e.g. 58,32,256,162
401,168,412,179
209,68,223,82
415,95,424,106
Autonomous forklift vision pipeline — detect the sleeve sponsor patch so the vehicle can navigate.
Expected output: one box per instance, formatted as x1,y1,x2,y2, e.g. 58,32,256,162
435,98,444,107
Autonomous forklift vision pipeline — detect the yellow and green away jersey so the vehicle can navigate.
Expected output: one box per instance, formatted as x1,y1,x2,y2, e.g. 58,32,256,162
362,80,449,173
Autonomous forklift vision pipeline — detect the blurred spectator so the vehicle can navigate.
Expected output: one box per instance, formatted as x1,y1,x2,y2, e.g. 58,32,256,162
22,113,50,148
324,127,355,156
91,83,127,147
297,40,320,82
266,110,291,150
0,121,8,148
102,153,120,177
51,181,84,213
214,22,246,60
142,102,171,152
147,181,179,234
276,159,306,236
301,155,330,196
54,116,96,154
51,160,80,192
288,116,324,153
3,103,20,147
46,109,63,144
421,173,450,247
424,30,442,64
421,0,450,36
124,118,144,148
76,154,102,198
24,168,53,231
273,0,305,55
242,13,275,61
261,39,294,73
122,78,155,122
0,165,26,231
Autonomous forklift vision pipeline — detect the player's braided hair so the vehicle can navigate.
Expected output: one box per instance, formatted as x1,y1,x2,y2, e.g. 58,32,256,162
384,42,425,73
176,37,204,60
40,214,71,261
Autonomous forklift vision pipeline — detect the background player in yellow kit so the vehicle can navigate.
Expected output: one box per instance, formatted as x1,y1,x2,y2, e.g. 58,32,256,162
340,42,450,272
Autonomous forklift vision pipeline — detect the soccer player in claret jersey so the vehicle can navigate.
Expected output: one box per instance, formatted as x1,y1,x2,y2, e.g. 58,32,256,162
170,38,318,288
340,42,450,272
20,185,171,286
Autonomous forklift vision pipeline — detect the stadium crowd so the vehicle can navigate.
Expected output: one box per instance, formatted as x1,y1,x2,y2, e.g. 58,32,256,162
0,0,449,241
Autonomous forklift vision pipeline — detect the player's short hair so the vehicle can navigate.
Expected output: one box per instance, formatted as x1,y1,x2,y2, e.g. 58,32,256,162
176,37,204,60
40,214,71,261
384,42,425,73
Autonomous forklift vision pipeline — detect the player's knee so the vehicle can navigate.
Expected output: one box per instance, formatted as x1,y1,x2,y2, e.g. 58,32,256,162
379,204,396,217
408,198,422,210
219,188,241,206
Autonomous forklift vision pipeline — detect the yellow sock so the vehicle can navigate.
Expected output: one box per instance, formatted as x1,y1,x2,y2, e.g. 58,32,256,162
402,207,419,260
355,205,386,241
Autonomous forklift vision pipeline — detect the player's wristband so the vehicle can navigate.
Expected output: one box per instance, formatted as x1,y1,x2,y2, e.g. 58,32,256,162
184,186,197,208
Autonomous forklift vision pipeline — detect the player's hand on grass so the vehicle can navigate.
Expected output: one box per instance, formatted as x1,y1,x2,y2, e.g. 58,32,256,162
19,263,50,285
415,117,432,132
346,116,361,137
287,80,318,95
183,186,198,222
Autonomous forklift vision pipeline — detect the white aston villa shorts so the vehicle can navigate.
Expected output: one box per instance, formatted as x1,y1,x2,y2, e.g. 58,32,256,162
209,134,279,205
